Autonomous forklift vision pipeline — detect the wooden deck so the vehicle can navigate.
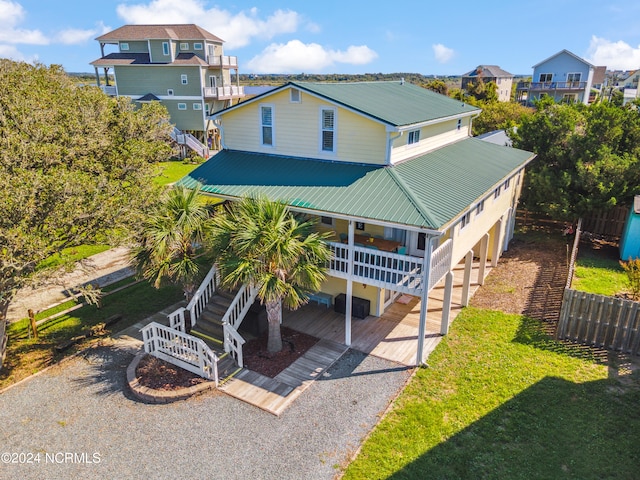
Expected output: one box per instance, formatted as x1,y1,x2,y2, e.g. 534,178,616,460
283,260,489,366
219,338,348,415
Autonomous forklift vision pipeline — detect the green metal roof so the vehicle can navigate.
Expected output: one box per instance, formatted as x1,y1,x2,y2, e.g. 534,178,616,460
178,138,534,230
291,81,479,127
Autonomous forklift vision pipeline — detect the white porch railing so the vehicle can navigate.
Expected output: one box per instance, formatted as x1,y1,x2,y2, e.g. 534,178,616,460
429,239,453,291
203,85,245,99
167,264,220,332
328,238,453,295
220,284,258,368
142,321,219,385
100,85,117,96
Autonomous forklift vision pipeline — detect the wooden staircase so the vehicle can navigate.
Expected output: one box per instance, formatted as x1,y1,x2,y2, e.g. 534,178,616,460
190,290,241,383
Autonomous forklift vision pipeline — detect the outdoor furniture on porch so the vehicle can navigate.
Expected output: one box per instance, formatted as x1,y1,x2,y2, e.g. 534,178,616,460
334,293,370,319
308,291,333,308
343,234,402,253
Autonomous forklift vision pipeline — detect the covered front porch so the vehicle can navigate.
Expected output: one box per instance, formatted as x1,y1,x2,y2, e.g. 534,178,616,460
283,258,489,366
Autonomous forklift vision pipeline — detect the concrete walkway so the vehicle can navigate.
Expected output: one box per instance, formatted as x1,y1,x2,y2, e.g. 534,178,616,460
7,247,134,322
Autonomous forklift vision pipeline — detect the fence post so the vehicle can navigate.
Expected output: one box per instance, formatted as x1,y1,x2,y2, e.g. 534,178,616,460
28,309,38,339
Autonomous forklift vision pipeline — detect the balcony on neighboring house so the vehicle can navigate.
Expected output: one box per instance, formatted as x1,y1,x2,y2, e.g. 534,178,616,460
203,85,245,99
207,55,238,68
516,81,587,91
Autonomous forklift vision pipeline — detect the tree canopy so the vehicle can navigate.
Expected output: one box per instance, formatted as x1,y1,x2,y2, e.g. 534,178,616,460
0,60,173,320
510,98,640,220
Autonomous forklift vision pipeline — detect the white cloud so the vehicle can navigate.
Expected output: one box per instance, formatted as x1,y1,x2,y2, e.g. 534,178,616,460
56,28,96,45
586,36,640,70
116,0,300,48
432,43,455,64
0,0,48,44
246,40,378,73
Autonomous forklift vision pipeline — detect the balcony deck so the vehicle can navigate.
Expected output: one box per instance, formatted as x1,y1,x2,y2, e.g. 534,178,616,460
283,258,489,366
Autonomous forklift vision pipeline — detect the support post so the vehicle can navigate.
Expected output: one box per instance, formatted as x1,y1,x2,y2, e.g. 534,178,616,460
416,237,434,365
440,271,454,335
491,218,503,267
461,250,473,306
345,220,355,346
478,233,489,285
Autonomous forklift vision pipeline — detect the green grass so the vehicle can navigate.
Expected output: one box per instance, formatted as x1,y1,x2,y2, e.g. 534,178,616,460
343,308,640,480
154,160,200,186
1,280,185,389
36,244,110,270
573,255,628,296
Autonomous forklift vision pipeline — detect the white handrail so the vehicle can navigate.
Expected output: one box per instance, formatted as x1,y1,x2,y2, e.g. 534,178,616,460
223,324,246,368
429,239,453,291
220,284,258,330
186,265,220,328
142,321,219,385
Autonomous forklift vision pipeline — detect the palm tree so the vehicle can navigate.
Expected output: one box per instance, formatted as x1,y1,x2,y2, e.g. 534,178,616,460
132,185,216,301
210,196,332,352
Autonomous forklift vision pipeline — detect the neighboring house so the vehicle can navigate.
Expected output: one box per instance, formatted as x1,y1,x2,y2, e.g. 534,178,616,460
516,49,605,105
177,80,535,366
91,24,245,154
461,65,514,102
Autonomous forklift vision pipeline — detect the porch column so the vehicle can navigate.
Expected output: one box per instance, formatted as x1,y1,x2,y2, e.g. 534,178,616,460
440,270,454,335
478,233,489,285
345,220,355,346
461,250,473,306
492,218,503,267
416,237,434,365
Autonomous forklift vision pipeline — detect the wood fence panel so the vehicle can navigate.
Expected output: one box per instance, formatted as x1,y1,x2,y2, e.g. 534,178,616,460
557,289,640,355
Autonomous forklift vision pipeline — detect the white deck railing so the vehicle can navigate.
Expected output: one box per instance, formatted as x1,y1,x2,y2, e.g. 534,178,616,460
100,85,117,96
142,321,219,385
166,264,220,332
328,239,453,295
203,85,245,99
207,55,238,68
219,284,258,368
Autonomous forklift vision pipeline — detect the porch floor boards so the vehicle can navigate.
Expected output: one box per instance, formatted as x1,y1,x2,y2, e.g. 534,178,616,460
283,260,489,366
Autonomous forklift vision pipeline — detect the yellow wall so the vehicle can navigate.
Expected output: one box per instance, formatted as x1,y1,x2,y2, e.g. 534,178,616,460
390,117,470,164
221,88,388,164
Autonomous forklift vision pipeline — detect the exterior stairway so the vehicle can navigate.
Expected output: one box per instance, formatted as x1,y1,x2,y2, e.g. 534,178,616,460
189,289,241,383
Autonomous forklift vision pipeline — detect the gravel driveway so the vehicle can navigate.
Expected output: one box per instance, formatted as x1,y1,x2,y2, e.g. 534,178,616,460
0,340,411,480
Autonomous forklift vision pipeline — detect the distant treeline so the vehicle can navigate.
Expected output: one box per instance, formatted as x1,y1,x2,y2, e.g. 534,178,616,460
238,73,462,89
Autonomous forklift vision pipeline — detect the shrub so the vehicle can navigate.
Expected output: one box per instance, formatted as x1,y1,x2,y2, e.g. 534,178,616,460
620,258,640,300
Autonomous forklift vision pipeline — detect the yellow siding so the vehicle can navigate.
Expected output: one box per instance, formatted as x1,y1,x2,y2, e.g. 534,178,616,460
390,117,470,164
319,277,381,317
221,89,387,164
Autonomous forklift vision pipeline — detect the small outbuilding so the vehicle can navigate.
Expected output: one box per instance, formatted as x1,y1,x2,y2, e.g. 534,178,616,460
620,195,640,260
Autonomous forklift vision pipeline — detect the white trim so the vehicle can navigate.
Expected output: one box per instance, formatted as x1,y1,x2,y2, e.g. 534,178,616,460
181,74,188,85
259,103,275,147
319,106,336,154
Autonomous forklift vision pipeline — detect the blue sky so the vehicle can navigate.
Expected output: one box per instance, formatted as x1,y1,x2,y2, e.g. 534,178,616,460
3,0,640,75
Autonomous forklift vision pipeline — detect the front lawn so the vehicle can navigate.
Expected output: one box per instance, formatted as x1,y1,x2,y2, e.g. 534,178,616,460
0,280,185,390
343,307,640,479
154,160,200,186
572,254,628,297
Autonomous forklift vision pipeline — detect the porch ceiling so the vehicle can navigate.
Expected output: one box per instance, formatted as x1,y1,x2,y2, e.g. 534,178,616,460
178,138,534,230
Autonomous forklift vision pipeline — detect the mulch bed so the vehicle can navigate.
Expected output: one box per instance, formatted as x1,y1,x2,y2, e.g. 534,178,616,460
136,354,208,390
243,326,319,378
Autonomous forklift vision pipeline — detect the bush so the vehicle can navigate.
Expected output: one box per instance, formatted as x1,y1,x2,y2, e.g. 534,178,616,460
620,258,640,300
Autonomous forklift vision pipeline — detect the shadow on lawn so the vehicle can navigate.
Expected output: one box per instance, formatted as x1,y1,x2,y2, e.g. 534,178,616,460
387,374,640,480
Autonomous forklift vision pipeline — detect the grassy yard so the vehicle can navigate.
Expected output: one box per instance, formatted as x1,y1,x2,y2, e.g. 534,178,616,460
154,160,200,186
36,244,110,270
572,254,628,297
1,279,185,390
343,307,640,479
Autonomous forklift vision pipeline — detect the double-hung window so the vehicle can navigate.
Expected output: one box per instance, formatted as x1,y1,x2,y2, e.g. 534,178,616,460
539,73,552,83
162,42,170,56
321,108,335,152
260,105,274,147
181,74,188,85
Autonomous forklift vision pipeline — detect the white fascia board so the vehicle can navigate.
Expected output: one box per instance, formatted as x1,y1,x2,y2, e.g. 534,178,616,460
388,110,480,133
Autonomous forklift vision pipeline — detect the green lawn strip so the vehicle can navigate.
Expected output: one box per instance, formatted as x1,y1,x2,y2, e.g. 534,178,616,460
1,281,184,389
154,160,200,186
36,244,110,270
573,255,628,297
344,307,639,480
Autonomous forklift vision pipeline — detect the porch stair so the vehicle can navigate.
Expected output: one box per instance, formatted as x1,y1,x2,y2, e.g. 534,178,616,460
190,289,242,383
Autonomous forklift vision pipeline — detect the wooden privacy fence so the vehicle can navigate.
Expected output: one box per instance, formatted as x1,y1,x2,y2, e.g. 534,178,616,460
556,289,640,354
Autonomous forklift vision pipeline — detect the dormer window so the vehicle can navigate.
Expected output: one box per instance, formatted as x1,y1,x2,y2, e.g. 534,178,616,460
120,42,129,51
408,130,420,145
